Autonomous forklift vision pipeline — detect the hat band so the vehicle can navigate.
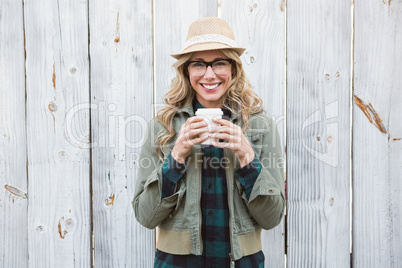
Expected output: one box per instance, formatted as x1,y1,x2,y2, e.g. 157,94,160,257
182,34,237,51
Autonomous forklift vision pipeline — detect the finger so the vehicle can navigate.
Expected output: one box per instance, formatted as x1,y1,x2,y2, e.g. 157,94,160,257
185,133,209,147
212,117,232,127
211,126,231,133
187,127,210,139
191,134,210,145
210,132,231,142
183,127,209,142
184,117,208,132
187,120,208,130
211,126,240,137
186,116,206,125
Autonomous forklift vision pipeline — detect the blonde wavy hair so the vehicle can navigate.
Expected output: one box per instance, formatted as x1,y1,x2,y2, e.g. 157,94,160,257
156,49,263,159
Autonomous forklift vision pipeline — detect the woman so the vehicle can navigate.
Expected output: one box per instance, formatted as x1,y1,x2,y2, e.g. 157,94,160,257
133,17,285,268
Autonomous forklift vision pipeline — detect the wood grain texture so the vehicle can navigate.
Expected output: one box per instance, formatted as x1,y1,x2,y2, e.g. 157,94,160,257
287,0,351,267
0,0,28,267
153,0,217,255
24,0,91,266
221,0,286,266
154,0,217,108
2,1,402,266
89,0,155,266
353,0,402,267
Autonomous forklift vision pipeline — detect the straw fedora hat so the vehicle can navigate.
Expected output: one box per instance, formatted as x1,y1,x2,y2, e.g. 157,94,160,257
171,17,246,59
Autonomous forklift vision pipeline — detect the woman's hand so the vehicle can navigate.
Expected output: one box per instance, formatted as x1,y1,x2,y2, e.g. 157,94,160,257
210,118,255,167
171,116,210,163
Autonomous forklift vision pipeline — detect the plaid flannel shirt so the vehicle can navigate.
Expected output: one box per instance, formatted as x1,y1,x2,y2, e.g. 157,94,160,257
154,101,265,268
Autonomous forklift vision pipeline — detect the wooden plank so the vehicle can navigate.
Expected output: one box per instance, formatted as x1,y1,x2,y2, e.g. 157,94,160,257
24,0,91,266
153,0,217,253
89,0,155,266
0,0,28,267
221,0,286,266
353,1,402,267
153,0,217,255
154,0,217,107
287,0,351,267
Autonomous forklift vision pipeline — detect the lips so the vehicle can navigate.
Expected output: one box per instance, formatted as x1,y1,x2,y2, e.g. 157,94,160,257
201,83,222,90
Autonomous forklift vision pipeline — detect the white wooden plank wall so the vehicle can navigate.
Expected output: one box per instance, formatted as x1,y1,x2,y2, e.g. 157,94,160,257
287,0,351,267
221,0,286,266
353,0,402,267
24,0,92,266
89,0,154,267
0,0,28,267
2,0,402,267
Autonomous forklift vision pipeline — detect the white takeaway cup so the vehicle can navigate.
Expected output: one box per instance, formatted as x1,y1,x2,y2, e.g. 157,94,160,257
195,108,223,145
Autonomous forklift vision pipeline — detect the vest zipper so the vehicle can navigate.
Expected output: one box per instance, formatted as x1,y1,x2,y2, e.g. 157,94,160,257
229,252,235,267
225,148,235,268
198,148,203,254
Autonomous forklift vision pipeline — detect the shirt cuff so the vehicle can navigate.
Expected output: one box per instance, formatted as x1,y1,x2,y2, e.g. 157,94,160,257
235,155,262,200
161,152,187,199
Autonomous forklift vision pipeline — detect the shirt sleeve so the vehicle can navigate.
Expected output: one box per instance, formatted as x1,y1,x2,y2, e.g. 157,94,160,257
161,152,187,199
235,155,262,200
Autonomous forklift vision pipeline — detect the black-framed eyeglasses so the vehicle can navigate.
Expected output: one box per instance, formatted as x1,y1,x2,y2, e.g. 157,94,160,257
186,59,234,77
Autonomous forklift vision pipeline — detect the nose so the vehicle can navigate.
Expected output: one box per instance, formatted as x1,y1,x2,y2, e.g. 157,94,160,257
203,66,216,79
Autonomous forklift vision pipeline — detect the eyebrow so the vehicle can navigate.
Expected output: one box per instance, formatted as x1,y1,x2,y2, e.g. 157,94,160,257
191,57,226,61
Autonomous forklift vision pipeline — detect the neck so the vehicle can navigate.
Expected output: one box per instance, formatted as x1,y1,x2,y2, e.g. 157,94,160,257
196,97,222,109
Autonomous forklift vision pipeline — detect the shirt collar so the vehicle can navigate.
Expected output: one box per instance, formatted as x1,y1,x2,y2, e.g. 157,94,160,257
192,98,204,112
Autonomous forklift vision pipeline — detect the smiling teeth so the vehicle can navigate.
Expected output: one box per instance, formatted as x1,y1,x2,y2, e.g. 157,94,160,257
203,83,220,90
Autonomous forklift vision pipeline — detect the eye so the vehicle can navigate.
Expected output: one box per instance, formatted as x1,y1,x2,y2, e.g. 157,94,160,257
214,60,230,67
190,62,205,68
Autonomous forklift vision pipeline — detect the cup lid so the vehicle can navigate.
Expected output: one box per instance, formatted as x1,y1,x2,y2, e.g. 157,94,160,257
195,108,223,115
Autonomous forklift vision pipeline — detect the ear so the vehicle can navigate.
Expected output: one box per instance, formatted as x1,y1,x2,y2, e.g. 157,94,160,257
231,63,238,76
231,67,236,79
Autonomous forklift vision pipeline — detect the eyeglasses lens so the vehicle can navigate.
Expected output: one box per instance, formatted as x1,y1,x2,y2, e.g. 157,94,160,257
188,60,231,76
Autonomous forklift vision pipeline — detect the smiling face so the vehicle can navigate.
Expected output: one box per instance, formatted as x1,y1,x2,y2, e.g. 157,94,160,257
188,50,232,108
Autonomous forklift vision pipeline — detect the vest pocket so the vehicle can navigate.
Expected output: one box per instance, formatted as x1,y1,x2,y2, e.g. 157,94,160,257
246,132,264,158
